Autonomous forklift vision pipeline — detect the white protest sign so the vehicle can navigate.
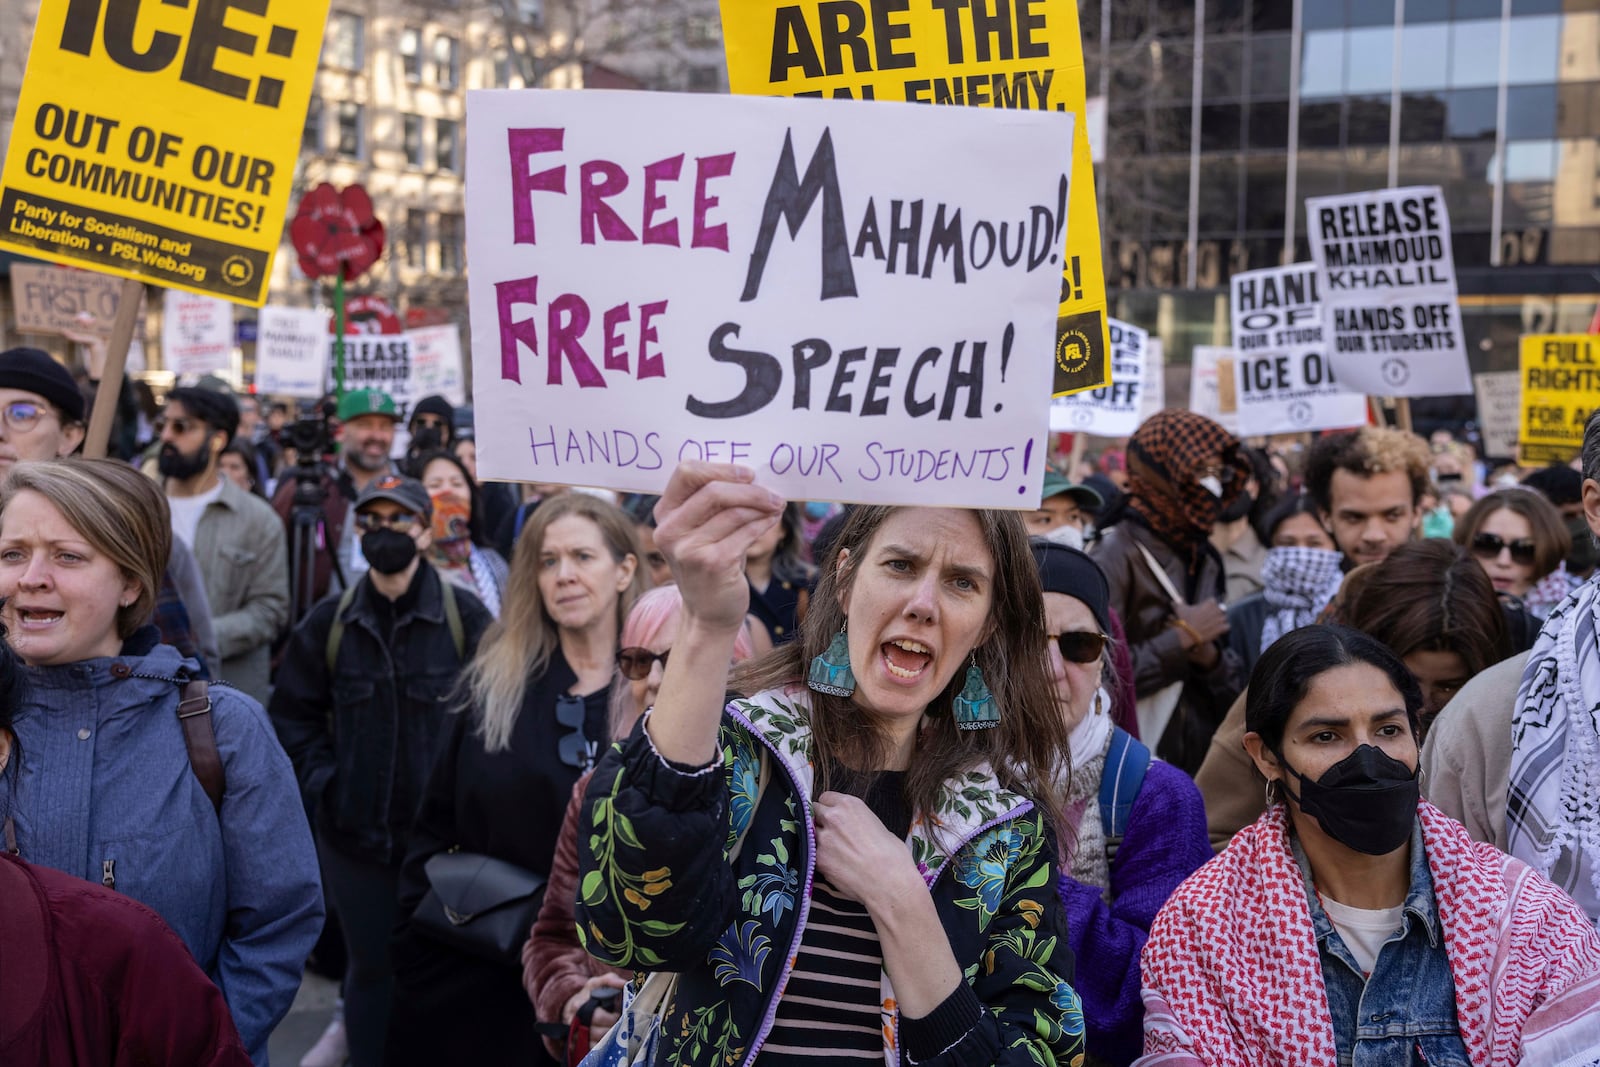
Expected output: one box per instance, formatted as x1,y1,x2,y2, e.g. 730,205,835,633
1190,346,1239,434
162,291,233,377
255,306,329,397
1138,337,1165,423
1049,319,1146,436
1473,370,1520,459
1230,263,1368,435
334,333,413,416
464,89,1073,507
409,324,467,407
1307,186,1470,397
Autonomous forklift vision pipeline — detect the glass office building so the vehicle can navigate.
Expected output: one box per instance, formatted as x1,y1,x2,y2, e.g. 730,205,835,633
1084,0,1600,422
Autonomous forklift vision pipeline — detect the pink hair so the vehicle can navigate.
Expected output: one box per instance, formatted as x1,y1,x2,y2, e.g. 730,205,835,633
608,585,755,739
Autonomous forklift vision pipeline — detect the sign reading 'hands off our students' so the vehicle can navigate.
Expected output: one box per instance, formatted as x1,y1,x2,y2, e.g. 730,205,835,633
465,90,1072,508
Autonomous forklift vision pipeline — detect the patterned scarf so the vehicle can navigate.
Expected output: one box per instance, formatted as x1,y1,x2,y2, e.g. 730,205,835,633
1123,410,1249,567
1064,695,1114,895
1141,802,1600,1065
1258,547,1345,653
1509,574,1600,924
1522,563,1580,621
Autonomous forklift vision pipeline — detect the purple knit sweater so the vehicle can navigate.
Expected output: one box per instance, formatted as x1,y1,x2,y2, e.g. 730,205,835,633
1058,758,1212,1066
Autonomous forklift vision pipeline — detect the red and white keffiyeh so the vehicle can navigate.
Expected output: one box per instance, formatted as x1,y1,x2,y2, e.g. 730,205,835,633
1137,802,1600,1066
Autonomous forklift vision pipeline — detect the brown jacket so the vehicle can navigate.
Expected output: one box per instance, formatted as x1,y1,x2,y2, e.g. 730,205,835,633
1194,688,1260,852
1092,521,1245,773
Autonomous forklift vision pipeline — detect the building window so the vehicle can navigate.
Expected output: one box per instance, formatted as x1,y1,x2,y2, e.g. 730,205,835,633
400,27,422,82
438,212,464,274
435,118,459,172
404,210,427,269
302,96,323,153
402,114,423,167
684,15,719,47
433,35,460,89
325,11,364,71
336,101,364,159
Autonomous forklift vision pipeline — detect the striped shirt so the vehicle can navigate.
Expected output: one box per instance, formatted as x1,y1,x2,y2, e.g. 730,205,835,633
758,770,909,1063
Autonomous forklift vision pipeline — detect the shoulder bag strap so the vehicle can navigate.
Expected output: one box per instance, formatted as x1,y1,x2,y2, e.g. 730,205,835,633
325,583,361,675
1133,539,1186,607
440,577,465,660
1098,728,1152,855
177,678,225,814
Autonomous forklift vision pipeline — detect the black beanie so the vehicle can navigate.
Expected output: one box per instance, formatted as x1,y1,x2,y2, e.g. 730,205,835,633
0,348,86,422
166,386,240,440
1030,540,1112,635
410,394,454,429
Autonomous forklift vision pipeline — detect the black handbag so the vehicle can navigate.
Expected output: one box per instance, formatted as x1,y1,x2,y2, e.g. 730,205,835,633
413,850,548,965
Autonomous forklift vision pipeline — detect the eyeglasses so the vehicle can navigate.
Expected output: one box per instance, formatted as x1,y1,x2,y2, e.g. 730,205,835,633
354,511,421,532
556,694,595,770
1470,532,1536,566
616,646,670,680
1049,631,1110,664
0,401,59,433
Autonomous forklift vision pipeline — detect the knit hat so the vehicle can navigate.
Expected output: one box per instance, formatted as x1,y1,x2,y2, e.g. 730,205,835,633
337,389,399,422
1030,540,1112,635
166,386,240,440
355,473,433,521
409,394,454,429
0,347,86,422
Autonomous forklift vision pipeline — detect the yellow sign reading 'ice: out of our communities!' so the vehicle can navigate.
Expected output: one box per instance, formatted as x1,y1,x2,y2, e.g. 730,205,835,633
1519,334,1600,465
718,0,1110,397
0,0,331,305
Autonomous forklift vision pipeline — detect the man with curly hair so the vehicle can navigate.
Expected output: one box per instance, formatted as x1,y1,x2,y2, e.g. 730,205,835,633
1305,426,1431,568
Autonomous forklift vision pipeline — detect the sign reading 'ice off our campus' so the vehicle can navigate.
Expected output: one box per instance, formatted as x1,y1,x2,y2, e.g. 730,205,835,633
1306,186,1471,398
0,0,331,305
465,89,1073,508
1048,320,1146,437
1229,263,1368,436
718,0,1111,398
1518,334,1600,465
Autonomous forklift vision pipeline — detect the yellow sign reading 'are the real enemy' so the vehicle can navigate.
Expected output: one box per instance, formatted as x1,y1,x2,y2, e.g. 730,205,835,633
718,0,1111,397
0,0,330,305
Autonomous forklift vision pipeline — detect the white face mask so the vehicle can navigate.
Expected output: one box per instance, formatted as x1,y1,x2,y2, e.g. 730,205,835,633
1198,475,1224,498
1042,524,1085,550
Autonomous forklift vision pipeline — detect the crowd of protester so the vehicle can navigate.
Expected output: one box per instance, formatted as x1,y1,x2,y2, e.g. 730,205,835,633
1,339,1600,1066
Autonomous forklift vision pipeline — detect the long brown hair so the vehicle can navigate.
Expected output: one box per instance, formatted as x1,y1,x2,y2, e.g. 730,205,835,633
733,505,1069,835
1342,539,1510,678
1452,487,1571,581
467,493,647,751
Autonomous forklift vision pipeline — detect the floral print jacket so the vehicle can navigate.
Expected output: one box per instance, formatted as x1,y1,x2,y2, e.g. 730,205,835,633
575,685,1086,1067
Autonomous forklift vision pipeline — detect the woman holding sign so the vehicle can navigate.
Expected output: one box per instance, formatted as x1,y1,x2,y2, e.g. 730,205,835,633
1091,410,1251,773
575,462,1084,1067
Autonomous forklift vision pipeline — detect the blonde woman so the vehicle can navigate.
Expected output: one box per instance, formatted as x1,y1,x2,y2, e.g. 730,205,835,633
388,493,647,1066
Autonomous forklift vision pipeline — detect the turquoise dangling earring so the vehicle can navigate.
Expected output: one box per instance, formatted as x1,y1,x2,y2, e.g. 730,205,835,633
952,656,999,730
808,623,856,697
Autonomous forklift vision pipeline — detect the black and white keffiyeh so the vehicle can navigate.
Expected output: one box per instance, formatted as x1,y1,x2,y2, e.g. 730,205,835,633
1509,574,1600,926
1257,546,1344,653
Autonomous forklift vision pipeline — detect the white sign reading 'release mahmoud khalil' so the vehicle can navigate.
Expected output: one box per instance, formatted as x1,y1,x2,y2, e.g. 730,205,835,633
464,89,1073,507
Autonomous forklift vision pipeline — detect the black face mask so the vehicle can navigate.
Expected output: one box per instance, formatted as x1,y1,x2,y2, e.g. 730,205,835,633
361,528,418,575
1218,489,1255,524
1281,744,1419,856
158,440,212,481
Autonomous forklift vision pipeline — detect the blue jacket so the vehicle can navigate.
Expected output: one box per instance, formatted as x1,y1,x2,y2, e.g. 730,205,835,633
0,628,324,1066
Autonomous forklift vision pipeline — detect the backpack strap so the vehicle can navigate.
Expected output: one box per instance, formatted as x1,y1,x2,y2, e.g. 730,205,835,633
440,577,465,661
1098,727,1151,866
324,583,361,676
177,676,225,814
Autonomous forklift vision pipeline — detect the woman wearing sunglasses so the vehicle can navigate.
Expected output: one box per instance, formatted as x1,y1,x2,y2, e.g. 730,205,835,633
1033,541,1210,1066
1452,487,1572,618
524,585,757,1065
387,493,647,1067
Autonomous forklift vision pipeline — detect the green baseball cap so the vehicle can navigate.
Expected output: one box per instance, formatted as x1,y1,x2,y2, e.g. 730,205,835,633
1041,470,1104,510
337,388,399,421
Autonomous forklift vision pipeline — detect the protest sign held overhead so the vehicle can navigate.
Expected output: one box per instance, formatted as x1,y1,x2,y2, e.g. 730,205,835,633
331,294,412,416
465,89,1071,507
255,305,328,398
1307,186,1470,398
1049,319,1146,436
1229,263,1367,436
1138,337,1165,423
162,291,233,377
9,260,139,338
1190,345,1239,435
409,324,467,408
718,0,1110,398
1473,370,1520,460
0,0,330,305
1519,334,1600,465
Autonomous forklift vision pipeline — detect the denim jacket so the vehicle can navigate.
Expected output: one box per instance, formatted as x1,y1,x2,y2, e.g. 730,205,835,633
0,629,324,1065
1294,824,1472,1067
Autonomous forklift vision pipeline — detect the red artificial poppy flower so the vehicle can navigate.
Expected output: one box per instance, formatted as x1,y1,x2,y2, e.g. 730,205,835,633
289,182,386,282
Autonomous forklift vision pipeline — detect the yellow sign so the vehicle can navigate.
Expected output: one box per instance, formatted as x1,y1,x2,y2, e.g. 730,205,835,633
0,0,330,305
1519,334,1600,464
719,0,1109,396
